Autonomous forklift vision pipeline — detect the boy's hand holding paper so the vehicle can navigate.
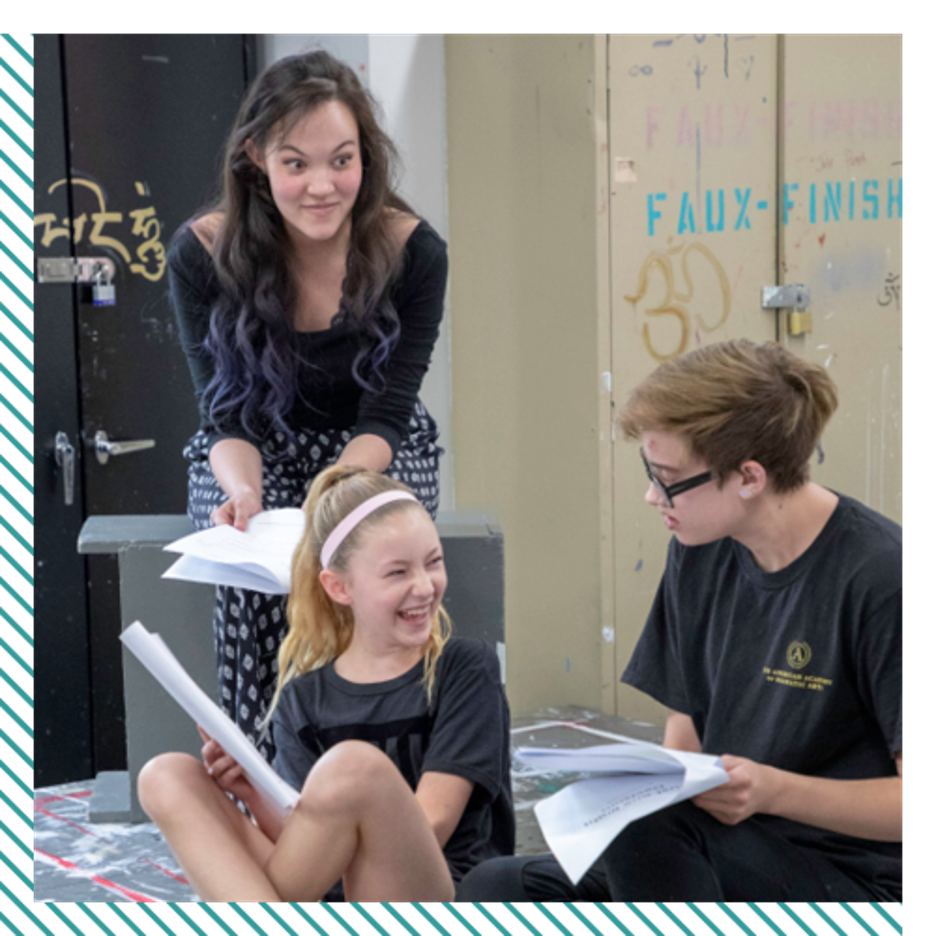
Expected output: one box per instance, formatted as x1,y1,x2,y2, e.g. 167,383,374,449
515,742,728,884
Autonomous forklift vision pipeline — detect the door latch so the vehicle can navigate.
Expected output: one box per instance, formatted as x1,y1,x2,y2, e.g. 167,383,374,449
37,257,117,307
54,431,76,506
761,284,812,336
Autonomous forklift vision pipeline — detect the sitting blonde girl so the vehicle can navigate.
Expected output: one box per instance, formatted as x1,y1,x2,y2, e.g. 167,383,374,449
139,465,514,901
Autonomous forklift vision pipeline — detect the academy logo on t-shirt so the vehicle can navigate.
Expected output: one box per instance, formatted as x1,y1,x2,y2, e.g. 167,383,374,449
786,640,812,670
763,644,832,691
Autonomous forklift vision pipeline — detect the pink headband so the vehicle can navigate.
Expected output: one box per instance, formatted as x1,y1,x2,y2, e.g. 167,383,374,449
320,490,418,569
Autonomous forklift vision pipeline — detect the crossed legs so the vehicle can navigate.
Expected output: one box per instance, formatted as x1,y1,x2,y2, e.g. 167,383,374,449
138,740,454,902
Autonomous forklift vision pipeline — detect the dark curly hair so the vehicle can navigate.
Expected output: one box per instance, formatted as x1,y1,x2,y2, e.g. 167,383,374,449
200,50,415,442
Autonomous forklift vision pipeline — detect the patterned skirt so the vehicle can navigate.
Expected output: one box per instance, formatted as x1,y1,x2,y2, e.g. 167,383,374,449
184,401,442,762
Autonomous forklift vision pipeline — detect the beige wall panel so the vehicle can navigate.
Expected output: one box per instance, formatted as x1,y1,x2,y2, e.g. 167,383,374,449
446,36,608,715
607,34,780,722
443,34,898,727
780,35,901,523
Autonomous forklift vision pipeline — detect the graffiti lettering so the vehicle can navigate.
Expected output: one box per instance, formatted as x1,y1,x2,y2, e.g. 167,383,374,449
688,56,707,90
706,190,724,232
647,193,667,236
647,177,901,235
127,207,166,282
877,272,901,313
672,34,709,46
34,177,166,282
734,188,752,230
807,99,901,142
678,193,696,234
643,99,897,151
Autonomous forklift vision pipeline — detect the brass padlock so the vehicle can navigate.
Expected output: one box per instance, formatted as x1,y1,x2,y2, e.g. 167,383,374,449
762,284,812,337
788,310,812,336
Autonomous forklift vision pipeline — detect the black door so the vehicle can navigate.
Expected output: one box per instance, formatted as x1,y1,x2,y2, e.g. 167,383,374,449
34,35,256,785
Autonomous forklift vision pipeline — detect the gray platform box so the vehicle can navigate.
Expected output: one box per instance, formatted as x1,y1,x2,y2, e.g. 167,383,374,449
77,510,504,822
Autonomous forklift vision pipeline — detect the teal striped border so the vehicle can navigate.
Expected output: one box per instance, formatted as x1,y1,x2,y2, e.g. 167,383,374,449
0,31,904,936
0,23,39,936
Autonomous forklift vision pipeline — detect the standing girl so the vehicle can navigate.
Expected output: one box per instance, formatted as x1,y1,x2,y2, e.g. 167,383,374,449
167,50,447,760
138,466,513,901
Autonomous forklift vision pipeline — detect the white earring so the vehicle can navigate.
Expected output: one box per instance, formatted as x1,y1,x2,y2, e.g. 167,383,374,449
741,490,749,499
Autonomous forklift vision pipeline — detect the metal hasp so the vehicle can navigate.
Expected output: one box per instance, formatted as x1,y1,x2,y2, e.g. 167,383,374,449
94,430,156,466
54,431,76,506
761,284,812,336
38,256,117,284
37,257,117,307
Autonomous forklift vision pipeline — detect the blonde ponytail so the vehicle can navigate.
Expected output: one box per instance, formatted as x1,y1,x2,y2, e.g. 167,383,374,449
265,465,451,725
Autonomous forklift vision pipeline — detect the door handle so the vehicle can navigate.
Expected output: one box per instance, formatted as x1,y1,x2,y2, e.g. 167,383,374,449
94,430,156,465
54,431,76,506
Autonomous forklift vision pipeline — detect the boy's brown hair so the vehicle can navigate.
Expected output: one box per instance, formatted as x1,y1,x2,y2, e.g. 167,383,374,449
617,340,838,493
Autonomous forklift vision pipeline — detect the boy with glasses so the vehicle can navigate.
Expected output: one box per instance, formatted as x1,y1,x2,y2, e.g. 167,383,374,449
457,339,901,902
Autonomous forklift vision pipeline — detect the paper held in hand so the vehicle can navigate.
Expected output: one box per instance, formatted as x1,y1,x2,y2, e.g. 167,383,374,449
515,743,728,884
161,508,306,594
120,621,300,819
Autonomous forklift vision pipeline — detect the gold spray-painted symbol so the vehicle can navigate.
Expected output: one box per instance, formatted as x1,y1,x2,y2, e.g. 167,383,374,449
625,240,732,363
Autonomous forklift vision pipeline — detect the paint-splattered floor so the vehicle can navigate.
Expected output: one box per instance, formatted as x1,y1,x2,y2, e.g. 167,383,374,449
34,706,663,902
34,782,197,902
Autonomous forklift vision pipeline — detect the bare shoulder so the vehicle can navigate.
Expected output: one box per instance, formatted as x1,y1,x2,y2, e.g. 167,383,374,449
190,211,224,252
386,209,422,251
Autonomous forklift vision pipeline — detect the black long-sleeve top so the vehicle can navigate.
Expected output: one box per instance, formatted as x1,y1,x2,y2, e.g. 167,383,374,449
167,219,448,457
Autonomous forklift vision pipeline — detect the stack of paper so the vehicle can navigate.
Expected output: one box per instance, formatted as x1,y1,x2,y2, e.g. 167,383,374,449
162,508,306,594
515,743,728,884
120,621,300,818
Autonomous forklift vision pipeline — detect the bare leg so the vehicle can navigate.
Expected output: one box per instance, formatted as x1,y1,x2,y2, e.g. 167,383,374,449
267,741,455,902
140,742,455,903
137,752,279,901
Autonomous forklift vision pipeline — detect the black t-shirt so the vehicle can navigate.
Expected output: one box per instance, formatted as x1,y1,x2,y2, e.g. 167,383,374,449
622,493,902,900
271,638,514,884
167,219,448,456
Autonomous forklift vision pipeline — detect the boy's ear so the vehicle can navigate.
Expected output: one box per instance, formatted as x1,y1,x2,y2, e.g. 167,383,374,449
320,568,352,606
738,459,768,499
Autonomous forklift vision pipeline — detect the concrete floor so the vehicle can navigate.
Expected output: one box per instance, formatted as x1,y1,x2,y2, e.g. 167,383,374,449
33,706,664,902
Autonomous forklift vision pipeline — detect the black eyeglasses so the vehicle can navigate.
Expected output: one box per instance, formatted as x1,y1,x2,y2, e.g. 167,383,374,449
640,448,713,508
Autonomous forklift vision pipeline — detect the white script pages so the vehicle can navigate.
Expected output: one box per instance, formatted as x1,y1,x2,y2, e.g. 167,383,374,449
120,622,300,819
162,508,306,594
515,742,728,884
